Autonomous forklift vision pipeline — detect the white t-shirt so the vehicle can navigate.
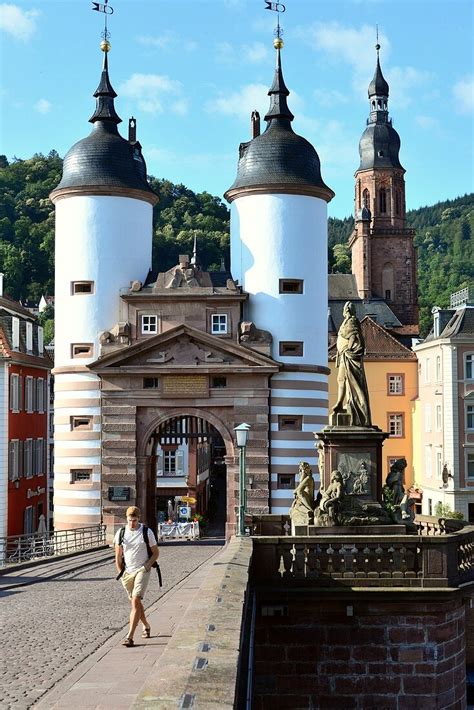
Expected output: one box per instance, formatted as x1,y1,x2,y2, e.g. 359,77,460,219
114,524,157,574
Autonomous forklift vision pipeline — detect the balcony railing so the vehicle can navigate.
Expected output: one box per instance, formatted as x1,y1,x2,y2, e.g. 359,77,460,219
0,525,107,567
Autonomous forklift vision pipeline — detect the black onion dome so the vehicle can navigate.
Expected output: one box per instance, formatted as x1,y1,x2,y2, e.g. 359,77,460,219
51,51,155,201
358,121,403,170
368,54,389,97
225,48,333,203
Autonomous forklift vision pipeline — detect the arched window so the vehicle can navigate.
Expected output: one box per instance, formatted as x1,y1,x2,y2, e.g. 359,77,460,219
371,101,376,110
379,188,387,214
382,263,394,302
363,189,370,209
357,180,361,208
395,190,401,216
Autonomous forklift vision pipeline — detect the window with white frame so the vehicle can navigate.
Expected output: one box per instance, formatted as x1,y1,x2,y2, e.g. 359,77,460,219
35,439,44,475
25,376,34,413
467,452,474,479
26,321,33,352
424,358,431,384
12,317,19,349
36,378,45,413
38,326,44,354
425,446,432,478
436,450,443,479
211,314,228,335
436,355,442,382
467,404,474,430
141,314,158,334
388,374,404,395
436,404,442,431
164,450,176,475
388,414,404,437
8,440,20,481
24,439,33,478
424,404,432,433
9,373,20,412
466,354,474,380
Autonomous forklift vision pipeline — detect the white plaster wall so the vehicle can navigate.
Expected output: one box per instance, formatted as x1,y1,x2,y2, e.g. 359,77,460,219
54,195,153,366
0,364,9,538
230,193,328,366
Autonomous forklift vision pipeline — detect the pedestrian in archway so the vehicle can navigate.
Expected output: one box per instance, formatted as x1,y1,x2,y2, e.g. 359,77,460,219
114,506,159,647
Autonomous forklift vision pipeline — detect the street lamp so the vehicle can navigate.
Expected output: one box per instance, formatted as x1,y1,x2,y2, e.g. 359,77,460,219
234,423,251,536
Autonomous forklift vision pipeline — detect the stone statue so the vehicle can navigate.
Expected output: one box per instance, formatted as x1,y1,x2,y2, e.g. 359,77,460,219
331,301,372,427
289,462,315,528
383,458,414,523
317,470,345,524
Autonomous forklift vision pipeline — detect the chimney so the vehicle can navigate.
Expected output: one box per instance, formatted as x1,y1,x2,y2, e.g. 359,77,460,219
128,117,137,144
251,110,260,139
0,272,3,297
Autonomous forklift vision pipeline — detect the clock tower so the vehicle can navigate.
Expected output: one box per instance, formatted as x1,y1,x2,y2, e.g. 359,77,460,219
349,43,418,328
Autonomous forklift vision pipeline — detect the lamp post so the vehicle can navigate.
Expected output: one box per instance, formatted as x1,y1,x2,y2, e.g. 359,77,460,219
234,423,250,536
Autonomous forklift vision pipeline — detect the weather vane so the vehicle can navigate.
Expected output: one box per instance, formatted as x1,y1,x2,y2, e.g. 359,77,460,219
92,0,114,44
264,1,286,45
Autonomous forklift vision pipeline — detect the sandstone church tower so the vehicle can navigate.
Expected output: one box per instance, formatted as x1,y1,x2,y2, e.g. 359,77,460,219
349,44,418,328
225,36,334,513
50,42,157,529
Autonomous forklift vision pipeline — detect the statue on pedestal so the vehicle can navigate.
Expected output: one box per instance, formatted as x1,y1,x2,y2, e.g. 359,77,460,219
289,462,315,528
331,301,372,427
315,470,345,525
383,458,415,524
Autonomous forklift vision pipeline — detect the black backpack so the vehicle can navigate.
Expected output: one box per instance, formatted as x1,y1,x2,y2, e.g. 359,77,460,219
116,524,162,587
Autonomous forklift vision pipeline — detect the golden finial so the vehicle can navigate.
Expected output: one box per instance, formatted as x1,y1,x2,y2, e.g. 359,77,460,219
100,39,111,52
273,36,284,49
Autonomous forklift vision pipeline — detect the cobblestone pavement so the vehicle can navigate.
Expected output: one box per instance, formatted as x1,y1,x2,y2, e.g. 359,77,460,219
0,540,223,709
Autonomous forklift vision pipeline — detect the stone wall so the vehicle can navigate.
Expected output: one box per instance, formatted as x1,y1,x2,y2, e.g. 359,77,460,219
252,594,466,709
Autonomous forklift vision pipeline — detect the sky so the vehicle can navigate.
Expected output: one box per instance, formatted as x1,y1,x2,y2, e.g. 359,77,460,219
0,0,473,218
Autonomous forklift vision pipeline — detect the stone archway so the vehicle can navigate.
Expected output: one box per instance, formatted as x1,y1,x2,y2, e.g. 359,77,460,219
136,408,239,536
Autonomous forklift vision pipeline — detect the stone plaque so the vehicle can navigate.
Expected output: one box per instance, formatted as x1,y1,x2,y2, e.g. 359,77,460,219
108,486,131,502
162,375,208,398
336,453,372,496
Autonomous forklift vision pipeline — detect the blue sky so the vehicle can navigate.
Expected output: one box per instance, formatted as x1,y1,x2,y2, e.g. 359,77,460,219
0,0,473,218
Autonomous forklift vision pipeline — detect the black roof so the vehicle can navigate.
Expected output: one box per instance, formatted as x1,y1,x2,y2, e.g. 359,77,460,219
52,52,155,198
225,49,333,202
368,52,389,97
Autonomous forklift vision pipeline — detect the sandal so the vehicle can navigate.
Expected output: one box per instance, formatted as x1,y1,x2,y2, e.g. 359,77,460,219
141,627,151,639
122,637,134,647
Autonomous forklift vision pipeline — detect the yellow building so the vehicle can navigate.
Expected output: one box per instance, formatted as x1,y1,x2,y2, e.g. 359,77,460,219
328,316,418,488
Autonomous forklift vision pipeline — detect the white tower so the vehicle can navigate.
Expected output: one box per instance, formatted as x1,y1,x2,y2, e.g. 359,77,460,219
50,43,157,529
225,38,334,512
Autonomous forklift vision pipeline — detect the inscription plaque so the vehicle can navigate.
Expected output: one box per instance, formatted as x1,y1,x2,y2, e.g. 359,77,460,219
163,375,208,397
108,486,131,502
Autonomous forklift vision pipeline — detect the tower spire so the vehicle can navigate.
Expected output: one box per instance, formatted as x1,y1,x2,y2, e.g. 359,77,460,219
264,16,294,123
89,43,121,125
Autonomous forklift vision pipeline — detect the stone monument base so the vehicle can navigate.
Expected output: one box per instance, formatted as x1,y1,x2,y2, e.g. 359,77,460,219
293,524,406,536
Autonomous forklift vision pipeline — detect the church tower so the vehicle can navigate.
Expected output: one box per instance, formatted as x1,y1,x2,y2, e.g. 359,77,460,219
50,41,157,529
225,35,334,513
349,43,418,327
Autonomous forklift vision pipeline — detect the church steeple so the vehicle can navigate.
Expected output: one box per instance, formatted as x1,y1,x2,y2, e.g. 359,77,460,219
89,42,121,125
264,43,294,125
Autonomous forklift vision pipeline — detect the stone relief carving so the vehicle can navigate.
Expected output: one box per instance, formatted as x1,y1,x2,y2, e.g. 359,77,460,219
337,453,372,496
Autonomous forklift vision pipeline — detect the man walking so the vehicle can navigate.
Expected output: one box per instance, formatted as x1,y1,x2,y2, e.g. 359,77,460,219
114,506,159,647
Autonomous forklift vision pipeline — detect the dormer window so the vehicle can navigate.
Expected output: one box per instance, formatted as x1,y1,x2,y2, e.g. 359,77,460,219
141,315,158,335
26,321,33,352
211,314,228,335
12,317,19,350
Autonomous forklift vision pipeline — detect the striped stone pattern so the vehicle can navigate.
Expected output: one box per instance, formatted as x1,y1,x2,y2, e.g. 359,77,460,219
270,372,328,513
53,371,102,528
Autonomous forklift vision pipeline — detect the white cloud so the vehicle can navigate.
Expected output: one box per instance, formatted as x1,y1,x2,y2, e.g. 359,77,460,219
313,88,348,108
243,41,269,63
453,77,474,114
34,98,51,114
118,74,187,115
207,83,269,121
136,31,196,53
216,40,270,65
385,66,433,109
215,41,235,64
0,3,39,41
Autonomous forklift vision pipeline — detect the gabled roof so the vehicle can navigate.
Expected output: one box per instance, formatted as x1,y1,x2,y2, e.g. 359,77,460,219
424,306,474,343
329,316,416,361
88,323,279,373
0,298,53,367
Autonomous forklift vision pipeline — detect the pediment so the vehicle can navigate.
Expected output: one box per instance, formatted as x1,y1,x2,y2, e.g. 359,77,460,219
88,323,279,372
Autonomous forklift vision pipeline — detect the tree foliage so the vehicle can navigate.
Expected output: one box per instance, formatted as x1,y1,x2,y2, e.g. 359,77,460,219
0,152,472,341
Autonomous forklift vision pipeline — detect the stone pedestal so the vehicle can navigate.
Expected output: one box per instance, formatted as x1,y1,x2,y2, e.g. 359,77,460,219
317,425,388,504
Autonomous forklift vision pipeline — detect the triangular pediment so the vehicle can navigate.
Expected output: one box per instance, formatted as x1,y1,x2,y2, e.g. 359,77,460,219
88,323,279,372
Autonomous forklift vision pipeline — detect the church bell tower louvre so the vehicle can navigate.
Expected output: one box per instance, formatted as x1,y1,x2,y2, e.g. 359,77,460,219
49,38,158,530
349,42,418,330
225,32,334,513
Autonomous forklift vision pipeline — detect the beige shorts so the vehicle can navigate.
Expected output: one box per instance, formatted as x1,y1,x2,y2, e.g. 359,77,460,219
121,567,150,599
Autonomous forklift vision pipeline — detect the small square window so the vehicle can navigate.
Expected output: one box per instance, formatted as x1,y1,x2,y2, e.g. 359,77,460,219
71,343,93,358
71,416,93,431
388,413,404,438
279,341,303,357
141,315,158,334
72,281,94,295
71,469,92,483
387,374,404,395
211,314,228,335
278,415,302,431
211,376,227,388
277,474,295,490
279,279,303,294
143,377,159,389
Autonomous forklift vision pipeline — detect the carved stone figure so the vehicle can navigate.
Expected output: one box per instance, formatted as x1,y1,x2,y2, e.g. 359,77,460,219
239,321,272,344
317,470,345,524
289,462,315,528
331,301,372,427
383,458,414,523
351,461,370,495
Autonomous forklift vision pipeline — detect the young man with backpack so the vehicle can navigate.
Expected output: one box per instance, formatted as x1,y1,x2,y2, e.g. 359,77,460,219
114,506,159,647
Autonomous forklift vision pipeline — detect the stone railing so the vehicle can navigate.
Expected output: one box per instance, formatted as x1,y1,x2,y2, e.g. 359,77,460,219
251,526,474,589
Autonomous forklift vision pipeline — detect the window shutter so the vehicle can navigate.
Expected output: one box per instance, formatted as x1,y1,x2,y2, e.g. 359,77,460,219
176,450,185,475
19,440,24,478
18,376,23,411
156,452,163,477
8,442,15,480
12,317,19,349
